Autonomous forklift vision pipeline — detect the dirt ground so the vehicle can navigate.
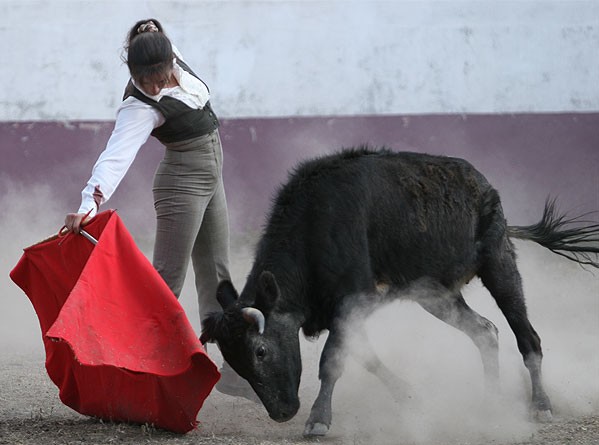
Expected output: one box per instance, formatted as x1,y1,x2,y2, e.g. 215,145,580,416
1,342,598,445
2,221,598,444
1,350,598,445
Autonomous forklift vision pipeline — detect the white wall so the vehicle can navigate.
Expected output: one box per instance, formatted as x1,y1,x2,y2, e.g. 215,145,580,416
3,0,599,121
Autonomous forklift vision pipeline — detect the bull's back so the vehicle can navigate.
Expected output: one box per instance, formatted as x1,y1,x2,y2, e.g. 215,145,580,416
285,149,495,288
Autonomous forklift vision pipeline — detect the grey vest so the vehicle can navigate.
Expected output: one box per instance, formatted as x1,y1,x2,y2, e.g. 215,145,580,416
123,59,219,144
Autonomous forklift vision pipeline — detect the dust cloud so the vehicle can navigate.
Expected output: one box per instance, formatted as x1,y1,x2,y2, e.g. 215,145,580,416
0,179,74,355
2,174,597,444
315,241,598,444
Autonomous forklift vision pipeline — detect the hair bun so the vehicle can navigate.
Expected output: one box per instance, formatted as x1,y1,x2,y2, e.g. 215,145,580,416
137,21,159,34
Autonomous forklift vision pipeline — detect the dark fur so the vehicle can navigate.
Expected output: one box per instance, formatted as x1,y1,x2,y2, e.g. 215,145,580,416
202,148,599,436
247,148,493,331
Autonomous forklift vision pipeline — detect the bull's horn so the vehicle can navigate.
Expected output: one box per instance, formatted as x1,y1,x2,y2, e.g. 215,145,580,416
241,307,265,334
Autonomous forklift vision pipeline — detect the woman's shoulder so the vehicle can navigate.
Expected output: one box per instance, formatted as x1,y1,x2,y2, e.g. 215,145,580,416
117,95,160,118
121,95,146,107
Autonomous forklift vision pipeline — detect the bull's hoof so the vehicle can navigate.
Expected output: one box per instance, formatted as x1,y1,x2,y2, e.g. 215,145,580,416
303,422,329,437
534,409,553,423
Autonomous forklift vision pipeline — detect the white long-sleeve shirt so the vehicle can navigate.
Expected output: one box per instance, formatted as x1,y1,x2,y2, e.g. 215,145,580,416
78,49,211,217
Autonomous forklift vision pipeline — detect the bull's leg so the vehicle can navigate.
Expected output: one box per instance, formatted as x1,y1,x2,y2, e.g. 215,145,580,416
479,241,553,422
304,324,346,437
417,293,500,391
347,325,415,403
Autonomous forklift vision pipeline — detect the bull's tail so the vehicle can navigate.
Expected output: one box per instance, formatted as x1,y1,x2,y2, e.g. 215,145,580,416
508,198,599,269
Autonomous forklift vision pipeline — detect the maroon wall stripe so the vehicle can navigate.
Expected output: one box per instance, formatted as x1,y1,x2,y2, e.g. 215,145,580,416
2,113,597,235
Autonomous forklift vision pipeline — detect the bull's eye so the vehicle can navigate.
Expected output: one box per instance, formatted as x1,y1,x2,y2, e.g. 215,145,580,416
256,345,266,360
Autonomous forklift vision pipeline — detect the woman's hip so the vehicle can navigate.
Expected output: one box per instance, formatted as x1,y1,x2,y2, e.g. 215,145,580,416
153,131,224,195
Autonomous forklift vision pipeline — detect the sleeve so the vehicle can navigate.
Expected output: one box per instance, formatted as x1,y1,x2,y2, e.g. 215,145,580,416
77,99,164,217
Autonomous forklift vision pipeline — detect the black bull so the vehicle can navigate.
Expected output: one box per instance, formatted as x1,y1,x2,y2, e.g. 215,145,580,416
201,148,599,437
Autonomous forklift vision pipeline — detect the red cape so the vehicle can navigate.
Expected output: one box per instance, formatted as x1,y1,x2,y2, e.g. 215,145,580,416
10,210,220,433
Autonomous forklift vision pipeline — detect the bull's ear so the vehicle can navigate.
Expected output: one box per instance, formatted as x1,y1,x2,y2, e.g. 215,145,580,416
199,330,212,345
216,280,238,309
200,312,222,345
257,271,280,311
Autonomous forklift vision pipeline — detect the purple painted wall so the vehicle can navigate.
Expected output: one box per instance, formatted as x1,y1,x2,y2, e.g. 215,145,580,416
2,113,598,240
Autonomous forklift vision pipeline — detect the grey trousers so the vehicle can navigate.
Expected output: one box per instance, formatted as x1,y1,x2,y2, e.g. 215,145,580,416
152,130,231,319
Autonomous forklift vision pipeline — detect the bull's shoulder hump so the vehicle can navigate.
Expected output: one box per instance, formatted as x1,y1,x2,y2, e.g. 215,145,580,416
280,148,489,197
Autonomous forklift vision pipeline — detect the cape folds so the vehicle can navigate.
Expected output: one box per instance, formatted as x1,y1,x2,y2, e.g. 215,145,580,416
10,210,219,433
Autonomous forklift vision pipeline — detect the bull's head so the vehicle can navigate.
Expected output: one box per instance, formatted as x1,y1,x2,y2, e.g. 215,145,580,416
200,271,302,422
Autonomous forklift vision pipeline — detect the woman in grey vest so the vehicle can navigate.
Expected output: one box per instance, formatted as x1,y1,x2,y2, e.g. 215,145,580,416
64,18,256,402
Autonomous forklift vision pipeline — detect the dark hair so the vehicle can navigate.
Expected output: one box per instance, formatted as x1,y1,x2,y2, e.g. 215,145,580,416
124,19,173,81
